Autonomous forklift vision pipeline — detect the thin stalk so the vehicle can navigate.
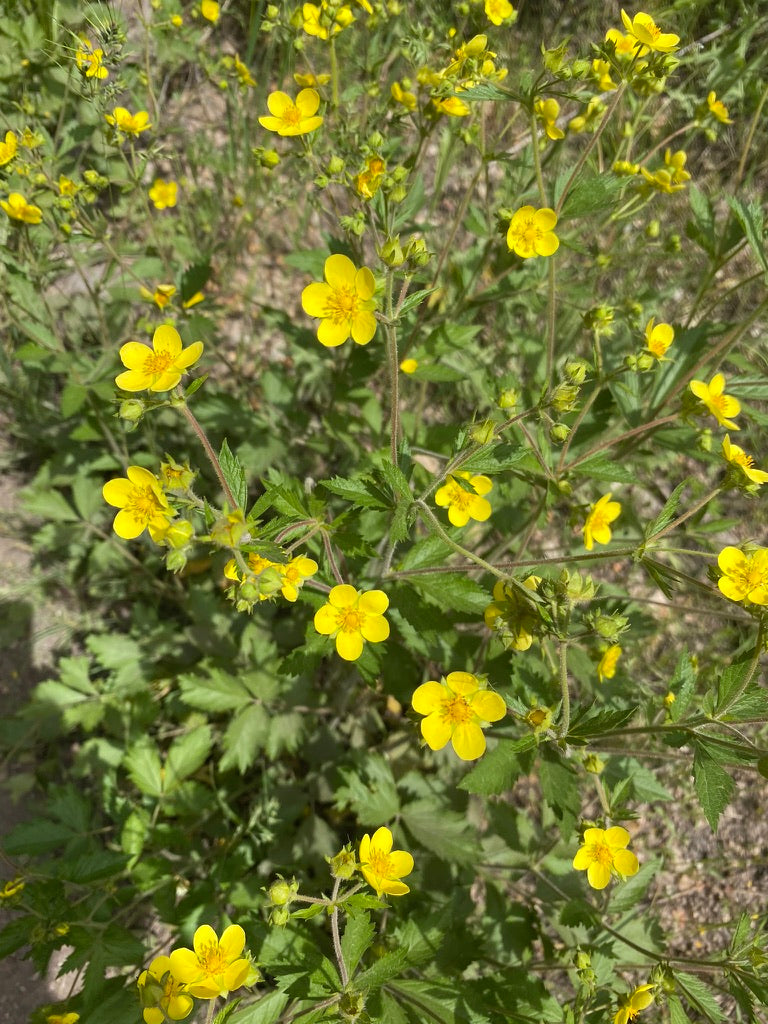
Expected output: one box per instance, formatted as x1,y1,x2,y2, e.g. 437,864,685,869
563,414,678,472
179,403,238,508
646,486,722,544
414,501,507,580
330,876,348,989
384,269,400,466
321,528,345,584
735,80,768,188
545,256,557,385
557,640,570,738
529,112,547,204
329,37,339,108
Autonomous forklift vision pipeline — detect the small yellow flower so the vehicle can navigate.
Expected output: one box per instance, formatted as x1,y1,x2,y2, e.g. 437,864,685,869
105,107,152,135
391,81,417,110
706,90,732,124
103,466,174,541
583,493,621,550
75,37,108,79
614,984,655,1024
689,373,740,430
412,672,506,760
313,584,390,661
613,159,640,176
592,59,617,91
605,27,645,58
1,191,42,224
484,576,540,651
46,1015,80,1024
435,471,492,528
259,88,323,136
597,645,622,682
301,253,377,347
58,175,78,196
0,129,18,166
233,55,255,88
620,9,679,54
171,14,183,27
639,166,685,194
484,0,516,26
169,924,250,1000
722,435,768,486
432,95,470,117
644,317,674,360
572,826,639,890
302,2,354,38
717,546,768,605
399,358,418,374
665,148,690,185
359,827,413,897
506,206,559,259
294,71,331,88
278,555,318,602
148,179,178,210
201,0,220,22
116,324,204,393
137,955,194,1024
354,155,386,200
141,283,177,309
534,98,565,140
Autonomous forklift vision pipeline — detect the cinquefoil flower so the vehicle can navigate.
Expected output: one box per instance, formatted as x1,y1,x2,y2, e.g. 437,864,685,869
75,37,108,79
572,826,639,889
259,89,322,136
116,325,203,392
412,671,506,760
103,466,174,540
620,9,679,53
1,192,42,224
137,955,194,1024
535,98,565,140
169,924,250,1000
359,827,413,897
485,0,516,26
105,107,151,135
689,373,740,430
644,317,674,360
583,493,621,550
597,645,622,682
149,179,178,209
0,130,17,166
717,546,768,605
706,91,732,124
507,206,559,258
484,576,540,651
722,435,768,486
435,471,492,527
314,584,389,660
301,254,377,347
614,984,655,1024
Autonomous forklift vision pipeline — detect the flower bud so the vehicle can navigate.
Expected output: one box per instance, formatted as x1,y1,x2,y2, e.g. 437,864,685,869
389,183,408,203
404,236,430,266
564,359,588,384
269,906,291,926
368,130,384,149
119,399,145,423
268,877,299,905
339,990,366,1021
498,387,518,409
550,423,570,443
327,155,345,175
551,383,579,413
470,419,495,444
583,752,605,774
526,706,552,733
258,565,284,598
163,519,195,549
646,219,660,239
379,234,405,266
210,509,249,547
166,549,188,574
541,40,569,74
327,845,357,880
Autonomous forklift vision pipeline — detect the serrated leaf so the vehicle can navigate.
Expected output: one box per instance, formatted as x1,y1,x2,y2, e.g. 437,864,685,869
693,741,734,831
676,971,726,1022
320,475,389,509
354,947,409,992
714,655,751,716
727,196,767,272
668,651,697,722
335,755,400,826
409,573,489,615
459,739,525,795
567,704,638,740
608,858,660,913
230,991,290,1024
539,747,579,838
0,917,34,957
459,81,512,102
219,438,248,509
341,911,374,978
178,669,253,712
408,364,465,382
165,725,213,790
457,444,527,474
398,287,437,316
645,479,690,541
124,739,164,797
220,704,270,773
401,799,480,864
560,173,626,218
568,454,637,483
3,820,77,855
667,994,691,1024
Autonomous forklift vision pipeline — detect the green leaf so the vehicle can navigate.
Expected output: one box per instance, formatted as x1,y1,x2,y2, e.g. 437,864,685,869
124,739,164,797
408,364,465,383
180,260,212,302
320,475,389,509
559,172,626,218
456,81,511,102
387,980,460,1024
668,651,697,722
165,725,213,790
457,444,527,474
230,991,290,1024
727,196,768,272
676,971,726,1023
409,573,489,615
354,947,409,992
693,741,734,831
714,655,751,715
341,911,375,978
567,704,638,740
644,479,691,541
86,634,146,695
0,917,34,957
3,820,77,855
401,799,480,864
608,858,660,913
220,704,271,773
335,755,400,826
398,287,437,316
179,668,253,713
539,747,579,838
459,739,527,795
21,487,79,522
667,995,691,1024
219,438,248,509
568,454,637,484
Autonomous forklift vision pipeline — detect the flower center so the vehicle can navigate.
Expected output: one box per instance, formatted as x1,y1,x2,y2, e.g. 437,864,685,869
441,694,473,725
589,509,610,533
197,940,228,976
144,351,176,375
445,480,473,510
326,285,359,323
739,557,768,593
126,485,163,524
281,104,302,126
733,450,753,469
367,849,393,877
586,840,613,868
338,608,363,632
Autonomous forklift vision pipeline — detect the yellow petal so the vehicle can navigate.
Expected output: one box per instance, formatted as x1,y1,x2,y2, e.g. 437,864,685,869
324,253,356,289
360,615,389,643
102,478,131,508
355,266,376,300
336,630,364,660
152,323,182,356
471,690,506,722
369,826,393,853
176,341,204,369
718,546,745,574
295,88,320,116
168,947,199,983
445,671,479,696
223,957,250,992
613,849,639,877
313,604,339,635
587,861,611,889
329,584,358,608
387,850,414,877
350,310,377,345
604,826,630,848
359,590,388,614
411,680,447,715
266,91,292,117
119,340,152,370
301,281,332,317
317,317,350,347
421,711,452,750
534,208,557,230
451,722,486,760
219,923,245,959
572,846,592,870
536,232,559,257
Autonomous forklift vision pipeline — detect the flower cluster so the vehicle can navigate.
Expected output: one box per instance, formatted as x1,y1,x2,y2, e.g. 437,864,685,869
484,576,541,651
225,553,318,609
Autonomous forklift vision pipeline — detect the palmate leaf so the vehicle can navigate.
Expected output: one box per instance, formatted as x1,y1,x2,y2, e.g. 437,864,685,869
458,737,533,796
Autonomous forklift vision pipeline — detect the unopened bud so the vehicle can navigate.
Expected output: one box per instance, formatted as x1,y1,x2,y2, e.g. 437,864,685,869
327,846,357,880
550,423,570,443
470,420,495,444
379,235,405,267
498,387,518,409
119,399,145,422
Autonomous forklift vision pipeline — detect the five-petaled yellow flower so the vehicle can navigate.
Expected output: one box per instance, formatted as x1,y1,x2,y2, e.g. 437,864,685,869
722,435,768,486
597,645,622,682
706,91,732,124
534,98,565,140
103,466,174,541
412,671,507,760
358,827,413,897
717,546,768,605
435,471,492,528
106,107,152,135
116,325,204,392
572,826,639,890
201,0,220,22
301,253,377,347
137,954,194,1024
148,179,178,210
485,0,516,26
0,129,18,166
614,984,655,1024
314,584,390,661
259,88,323,136
507,206,559,259
75,37,108,79
583,493,621,550
689,373,740,430
1,191,42,224
169,924,250,1000
620,9,679,53
644,317,674,360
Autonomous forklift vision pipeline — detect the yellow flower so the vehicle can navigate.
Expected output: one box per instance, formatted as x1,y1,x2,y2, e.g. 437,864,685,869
169,924,250,1000
613,159,640,176
614,984,655,1024
412,671,507,760
75,37,108,79
592,59,617,91
103,466,174,541
583,493,621,550
0,129,18,166
706,90,732,124
148,179,178,210
717,546,768,605
277,555,318,602
391,81,417,110
572,826,639,889
359,827,413,897
46,1015,80,1024
105,107,152,135
620,9,679,53
294,71,331,88
689,373,740,430
313,584,390,661
534,98,565,140
171,14,183,26
0,877,24,900
233,55,255,88
484,576,540,651
605,27,645,58
722,435,768,486
506,206,559,259
597,645,622,682
639,166,685,194
302,2,354,38
354,155,386,200
58,175,78,196
116,324,204,392
435,471,492,527
301,253,377,347
259,88,323,136
484,0,516,26
137,955,194,1024
1,191,42,224
433,96,470,117
644,317,674,360
201,0,220,22
665,148,691,185
141,283,177,309
399,358,418,373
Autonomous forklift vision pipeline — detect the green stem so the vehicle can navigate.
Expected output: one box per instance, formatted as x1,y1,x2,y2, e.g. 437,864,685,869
555,84,626,217
646,486,722,544
557,640,570,738
529,111,547,204
414,501,507,579
179,403,238,508
329,38,339,108
545,256,557,385
563,414,678,472
330,876,348,988
384,269,400,466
